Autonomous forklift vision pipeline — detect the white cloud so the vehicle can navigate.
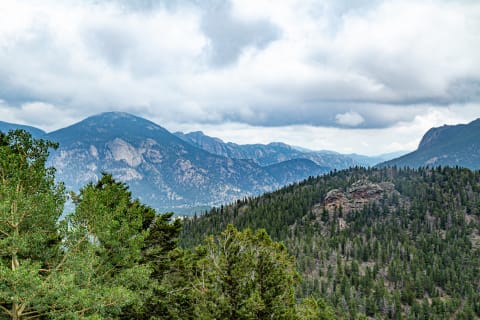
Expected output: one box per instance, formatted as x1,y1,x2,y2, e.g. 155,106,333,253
0,101,78,131
166,103,480,156
335,111,365,127
0,0,479,154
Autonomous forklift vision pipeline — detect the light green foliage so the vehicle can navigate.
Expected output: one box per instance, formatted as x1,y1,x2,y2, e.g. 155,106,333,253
69,173,168,319
72,173,150,276
296,297,337,320
193,225,301,319
0,131,153,319
71,173,187,320
0,130,66,319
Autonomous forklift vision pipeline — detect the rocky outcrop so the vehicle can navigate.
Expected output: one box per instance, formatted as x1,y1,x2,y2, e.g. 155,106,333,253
323,180,397,214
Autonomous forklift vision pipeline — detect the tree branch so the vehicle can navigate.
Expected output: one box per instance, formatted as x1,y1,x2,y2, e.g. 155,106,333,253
0,305,12,317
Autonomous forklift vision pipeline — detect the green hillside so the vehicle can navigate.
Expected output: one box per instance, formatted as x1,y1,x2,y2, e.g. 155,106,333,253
181,167,480,319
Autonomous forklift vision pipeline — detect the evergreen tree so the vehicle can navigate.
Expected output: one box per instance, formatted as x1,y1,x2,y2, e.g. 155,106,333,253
73,173,183,319
0,131,138,319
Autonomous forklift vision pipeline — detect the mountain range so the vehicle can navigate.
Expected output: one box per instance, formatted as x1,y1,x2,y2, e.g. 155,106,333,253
1,112,377,213
174,130,401,167
4,112,478,213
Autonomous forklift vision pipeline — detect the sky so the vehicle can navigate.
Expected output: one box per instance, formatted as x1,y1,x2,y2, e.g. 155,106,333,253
0,0,479,155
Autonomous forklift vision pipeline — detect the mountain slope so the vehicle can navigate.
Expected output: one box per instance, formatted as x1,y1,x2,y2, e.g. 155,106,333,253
175,130,380,168
47,112,281,212
380,118,480,169
0,121,46,138
264,158,330,185
181,166,480,319
0,113,350,213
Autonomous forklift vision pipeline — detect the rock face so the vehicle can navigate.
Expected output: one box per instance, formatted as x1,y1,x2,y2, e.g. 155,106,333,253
47,112,282,213
323,180,397,214
323,189,349,212
175,131,380,168
28,112,340,214
380,118,480,169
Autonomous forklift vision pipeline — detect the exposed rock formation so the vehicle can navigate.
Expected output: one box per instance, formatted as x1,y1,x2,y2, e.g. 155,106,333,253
323,179,397,214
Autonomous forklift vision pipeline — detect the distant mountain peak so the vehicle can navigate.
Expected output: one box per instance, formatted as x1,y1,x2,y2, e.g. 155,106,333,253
0,121,46,138
98,111,135,117
469,117,480,126
186,131,225,143
85,111,159,126
380,118,480,169
189,130,206,136
267,142,291,148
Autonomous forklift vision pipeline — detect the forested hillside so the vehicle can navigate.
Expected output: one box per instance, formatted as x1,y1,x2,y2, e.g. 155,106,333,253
182,166,480,319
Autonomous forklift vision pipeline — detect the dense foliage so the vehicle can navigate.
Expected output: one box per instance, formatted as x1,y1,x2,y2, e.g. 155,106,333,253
0,130,329,319
182,166,480,319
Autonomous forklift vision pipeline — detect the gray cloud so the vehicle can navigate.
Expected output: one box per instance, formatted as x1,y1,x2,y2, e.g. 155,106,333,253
200,1,280,66
0,0,478,135
207,102,430,129
447,78,480,103
83,26,135,67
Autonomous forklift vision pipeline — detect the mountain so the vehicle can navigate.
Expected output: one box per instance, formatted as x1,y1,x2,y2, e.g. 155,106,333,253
44,112,332,213
175,130,383,168
264,158,329,185
0,112,408,213
380,118,480,169
181,166,480,319
0,120,46,138
47,112,276,212
346,151,408,167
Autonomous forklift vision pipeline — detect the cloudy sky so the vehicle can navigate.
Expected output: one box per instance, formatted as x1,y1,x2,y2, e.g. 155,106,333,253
0,0,479,155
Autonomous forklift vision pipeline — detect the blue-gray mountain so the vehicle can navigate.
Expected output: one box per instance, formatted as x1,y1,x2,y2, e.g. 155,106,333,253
379,118,480,169
0,121,46,138
174,130,398,167
0,112,403,213
0,113,328,213
48,112,286,213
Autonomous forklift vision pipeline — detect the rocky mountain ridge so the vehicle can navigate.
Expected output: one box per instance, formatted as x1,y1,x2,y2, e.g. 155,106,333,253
175,130,395,168
380,118,480,169
1,113,331,213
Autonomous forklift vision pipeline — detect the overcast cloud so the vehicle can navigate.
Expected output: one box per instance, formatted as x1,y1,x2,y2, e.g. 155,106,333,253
0,0,479,155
